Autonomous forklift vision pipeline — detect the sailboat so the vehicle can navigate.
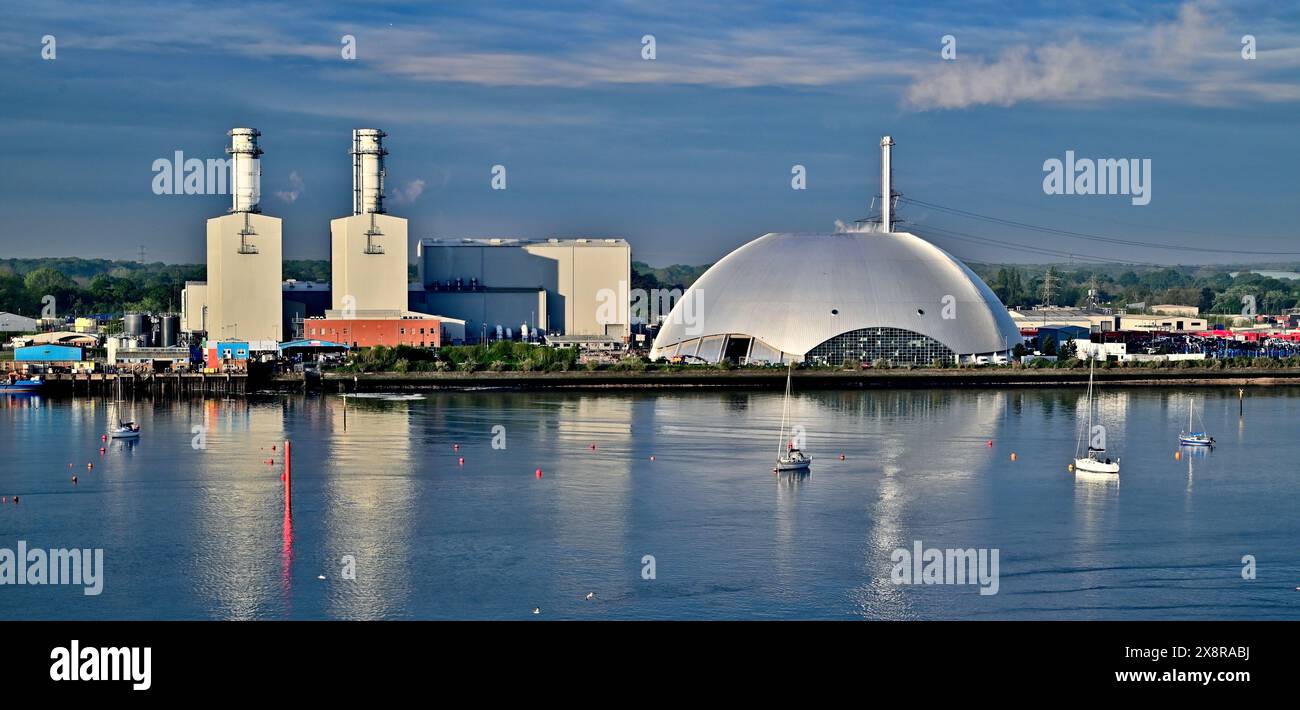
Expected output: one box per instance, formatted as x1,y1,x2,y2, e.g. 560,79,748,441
1179,399,1214,447
110,417,140,439
1073,357,1119,475
775,363,812,472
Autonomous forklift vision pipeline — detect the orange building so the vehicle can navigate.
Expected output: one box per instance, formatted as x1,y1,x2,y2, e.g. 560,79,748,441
305,312,443,348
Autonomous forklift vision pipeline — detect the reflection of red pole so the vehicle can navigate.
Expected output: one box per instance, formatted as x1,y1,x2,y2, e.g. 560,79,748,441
284,439,291,513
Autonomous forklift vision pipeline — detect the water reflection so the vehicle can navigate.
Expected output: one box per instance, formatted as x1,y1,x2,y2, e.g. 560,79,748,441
323,395,416,620
4,385,1300,620
190,398,285,620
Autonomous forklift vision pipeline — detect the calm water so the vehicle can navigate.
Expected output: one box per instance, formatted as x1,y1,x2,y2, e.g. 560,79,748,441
1,386,1298,620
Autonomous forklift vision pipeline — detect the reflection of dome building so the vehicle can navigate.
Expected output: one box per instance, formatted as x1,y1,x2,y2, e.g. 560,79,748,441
649,231,1021,365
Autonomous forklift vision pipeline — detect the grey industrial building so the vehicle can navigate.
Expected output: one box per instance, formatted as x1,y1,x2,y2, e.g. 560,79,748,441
413,237,631,342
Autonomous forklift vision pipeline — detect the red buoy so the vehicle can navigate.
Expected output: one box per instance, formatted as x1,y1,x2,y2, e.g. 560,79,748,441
839,453,846,460
454,443,460,452
590,443,596,450
535,469,542,478
987,440,993,447
458,457,464,465
649,455,655,461
99,447,105,454
12,496,18,504
100,434,107,442
271,445,276,451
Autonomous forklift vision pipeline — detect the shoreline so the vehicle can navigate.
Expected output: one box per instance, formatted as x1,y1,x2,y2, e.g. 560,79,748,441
21,368,1300,397
290,368,1300,391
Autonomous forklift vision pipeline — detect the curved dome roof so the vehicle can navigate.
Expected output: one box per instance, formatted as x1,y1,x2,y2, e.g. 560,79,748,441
650,231,1021,361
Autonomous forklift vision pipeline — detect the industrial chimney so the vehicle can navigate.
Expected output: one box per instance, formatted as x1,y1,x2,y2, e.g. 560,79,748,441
351,129,387,215
227,128,263,213
880,135,895,233
331,128,409,314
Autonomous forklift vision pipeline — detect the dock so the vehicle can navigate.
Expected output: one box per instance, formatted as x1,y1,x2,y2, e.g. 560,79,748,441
38,372,251,397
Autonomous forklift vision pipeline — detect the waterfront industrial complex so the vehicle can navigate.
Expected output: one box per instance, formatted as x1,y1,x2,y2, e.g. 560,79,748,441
4,130,1300,383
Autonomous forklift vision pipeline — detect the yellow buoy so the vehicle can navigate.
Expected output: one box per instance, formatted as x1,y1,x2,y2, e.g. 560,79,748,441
1175,450,1181,460
1067,463,1074,472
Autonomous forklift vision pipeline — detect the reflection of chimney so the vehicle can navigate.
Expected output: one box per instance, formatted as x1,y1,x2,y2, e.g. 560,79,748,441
352,129,387,215
880,135,894,233
227,128,262,213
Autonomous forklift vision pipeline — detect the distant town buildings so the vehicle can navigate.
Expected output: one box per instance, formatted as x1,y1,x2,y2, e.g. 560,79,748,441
0,312,37,333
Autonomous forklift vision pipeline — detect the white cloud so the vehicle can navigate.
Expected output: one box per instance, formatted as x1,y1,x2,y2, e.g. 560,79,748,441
905,40,1119,110
10,0,1299,107
905,0,1300,110
276,171,305,203
390,179,425,206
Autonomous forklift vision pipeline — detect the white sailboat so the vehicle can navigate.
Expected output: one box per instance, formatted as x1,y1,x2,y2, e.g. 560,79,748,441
110,419,140,439
1073,357,1119,475
1178,399,1214,447
775,363,812,472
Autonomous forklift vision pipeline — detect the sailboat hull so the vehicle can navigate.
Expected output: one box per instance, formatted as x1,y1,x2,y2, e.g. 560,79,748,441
775,458,812,472
1073,457,1119,474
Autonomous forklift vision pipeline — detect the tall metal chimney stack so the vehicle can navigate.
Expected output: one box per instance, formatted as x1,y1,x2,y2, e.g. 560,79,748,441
227,128,263,213
880,135,895,233
352,129,387,215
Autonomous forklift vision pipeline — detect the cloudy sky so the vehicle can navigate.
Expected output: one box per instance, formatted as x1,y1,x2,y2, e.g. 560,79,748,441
2,0,1298,266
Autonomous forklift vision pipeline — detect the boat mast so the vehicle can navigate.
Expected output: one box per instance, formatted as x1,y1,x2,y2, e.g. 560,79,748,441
1085,357,1095,454
777,363,792,457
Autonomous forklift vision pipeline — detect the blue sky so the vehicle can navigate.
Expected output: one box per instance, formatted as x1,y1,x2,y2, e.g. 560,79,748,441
2,0,1298,266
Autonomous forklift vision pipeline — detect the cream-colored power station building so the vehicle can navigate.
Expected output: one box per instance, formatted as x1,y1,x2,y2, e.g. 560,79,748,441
330,129,409,313
182,126,632,348
204,128,283,343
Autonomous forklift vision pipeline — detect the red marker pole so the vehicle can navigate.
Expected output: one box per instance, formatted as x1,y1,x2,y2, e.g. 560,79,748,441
284,439,292,513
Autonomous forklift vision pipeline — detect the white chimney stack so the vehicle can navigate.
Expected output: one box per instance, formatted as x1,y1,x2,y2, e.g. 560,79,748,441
880,135,894,233
227,128,262,213
352,128,387,215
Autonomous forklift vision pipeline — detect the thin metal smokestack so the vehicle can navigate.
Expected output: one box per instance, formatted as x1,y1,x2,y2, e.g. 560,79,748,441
352,129,387,215
227,128,262,213
880,135,895,233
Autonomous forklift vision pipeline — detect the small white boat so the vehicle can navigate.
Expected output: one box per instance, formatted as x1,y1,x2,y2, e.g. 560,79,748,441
1074,452,1120,474
110,421,141,439
1178,399,1214,447
776,446,813,471
774,364,812,472
1073,358,1118,476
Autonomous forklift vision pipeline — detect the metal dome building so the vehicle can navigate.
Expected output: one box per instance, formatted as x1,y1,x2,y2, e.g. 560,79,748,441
648,230,1021,366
